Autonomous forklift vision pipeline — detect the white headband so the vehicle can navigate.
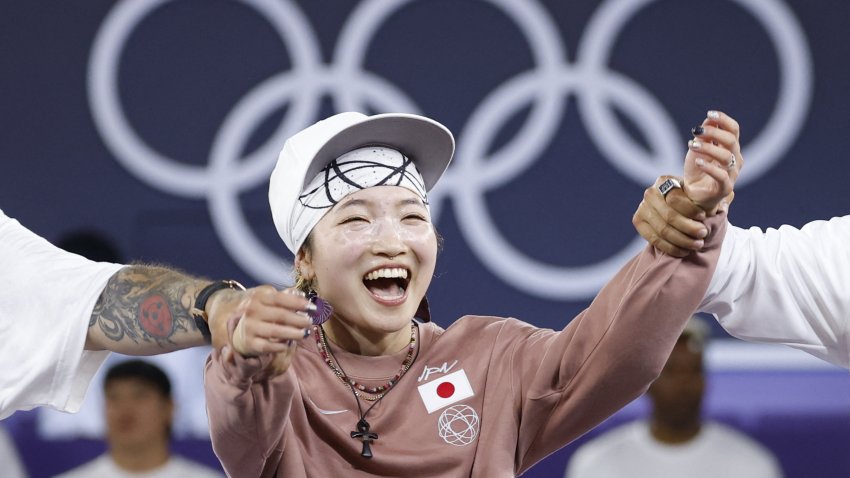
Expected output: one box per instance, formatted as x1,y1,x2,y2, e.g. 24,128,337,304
287,146,428,253
268,112,455,256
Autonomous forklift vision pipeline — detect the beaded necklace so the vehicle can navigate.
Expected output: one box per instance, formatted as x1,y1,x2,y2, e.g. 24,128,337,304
315,322,417,401
315,322,420,458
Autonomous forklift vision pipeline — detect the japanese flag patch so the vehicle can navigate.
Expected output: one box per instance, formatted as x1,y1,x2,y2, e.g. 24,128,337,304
417,369,475,414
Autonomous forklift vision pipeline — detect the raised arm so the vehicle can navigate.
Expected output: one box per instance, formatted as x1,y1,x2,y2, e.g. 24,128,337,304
510,213,727,473
511,113,742,471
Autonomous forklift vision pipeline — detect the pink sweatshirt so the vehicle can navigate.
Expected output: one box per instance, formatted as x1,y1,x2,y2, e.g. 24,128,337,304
205,216,726,477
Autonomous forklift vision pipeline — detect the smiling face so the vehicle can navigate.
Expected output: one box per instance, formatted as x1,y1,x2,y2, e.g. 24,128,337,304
297,186,438,348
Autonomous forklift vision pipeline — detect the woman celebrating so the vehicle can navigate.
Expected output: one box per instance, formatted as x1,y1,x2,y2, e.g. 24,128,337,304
204,111,739,477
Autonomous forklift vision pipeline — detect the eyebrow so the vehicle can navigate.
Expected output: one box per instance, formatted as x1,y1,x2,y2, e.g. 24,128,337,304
336,199,368,212
336,197,427,211
398,198,427,208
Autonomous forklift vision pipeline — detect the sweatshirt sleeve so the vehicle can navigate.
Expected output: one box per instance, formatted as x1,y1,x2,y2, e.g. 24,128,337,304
204,319,298,478
506,213,727,473
699,216,850,369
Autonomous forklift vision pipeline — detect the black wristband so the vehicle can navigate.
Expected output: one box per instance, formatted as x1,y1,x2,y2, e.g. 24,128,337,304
191,280,246,343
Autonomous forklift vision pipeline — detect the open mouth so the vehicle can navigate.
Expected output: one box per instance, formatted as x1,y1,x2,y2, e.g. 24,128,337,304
363,267,410,301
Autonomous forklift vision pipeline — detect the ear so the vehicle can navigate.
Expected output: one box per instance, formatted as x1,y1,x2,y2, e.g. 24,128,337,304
295,247,314,281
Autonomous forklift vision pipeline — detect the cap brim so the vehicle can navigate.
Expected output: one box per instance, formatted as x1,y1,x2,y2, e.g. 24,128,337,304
304,113,455,191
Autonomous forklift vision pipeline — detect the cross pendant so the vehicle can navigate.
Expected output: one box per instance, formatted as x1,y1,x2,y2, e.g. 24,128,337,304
350,418,379,459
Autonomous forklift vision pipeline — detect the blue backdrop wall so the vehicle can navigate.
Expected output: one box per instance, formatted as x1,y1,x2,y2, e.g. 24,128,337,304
2,0,849,477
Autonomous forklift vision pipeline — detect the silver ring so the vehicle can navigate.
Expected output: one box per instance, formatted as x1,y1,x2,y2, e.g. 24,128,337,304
658,178,682,198
729,153,737,170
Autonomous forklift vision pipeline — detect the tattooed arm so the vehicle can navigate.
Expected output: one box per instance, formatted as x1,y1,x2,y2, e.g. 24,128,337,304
85,265,213,354
85,265,271,355
0,210,269,417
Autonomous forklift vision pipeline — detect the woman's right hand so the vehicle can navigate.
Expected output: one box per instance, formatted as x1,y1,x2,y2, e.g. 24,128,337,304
207,284,314,375
230,285,314,357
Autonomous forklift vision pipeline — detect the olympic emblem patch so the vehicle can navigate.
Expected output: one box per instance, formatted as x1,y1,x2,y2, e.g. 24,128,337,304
438,405,480,446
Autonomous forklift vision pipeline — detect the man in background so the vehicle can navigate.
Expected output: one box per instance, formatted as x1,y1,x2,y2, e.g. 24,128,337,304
565,317,782,478
54,360,222,478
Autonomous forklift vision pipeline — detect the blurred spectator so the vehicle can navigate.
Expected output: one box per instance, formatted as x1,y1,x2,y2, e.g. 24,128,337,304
565,317,783,478
53,360,222,478
0,423,28,478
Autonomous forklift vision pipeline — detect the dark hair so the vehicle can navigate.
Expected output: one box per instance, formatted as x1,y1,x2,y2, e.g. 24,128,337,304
104,360,171,397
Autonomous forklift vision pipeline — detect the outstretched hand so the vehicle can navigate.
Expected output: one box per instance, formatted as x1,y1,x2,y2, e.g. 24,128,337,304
207,285,314,375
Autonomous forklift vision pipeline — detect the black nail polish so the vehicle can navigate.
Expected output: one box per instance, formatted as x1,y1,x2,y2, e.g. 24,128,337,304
303,328,312,339
691,126,704,136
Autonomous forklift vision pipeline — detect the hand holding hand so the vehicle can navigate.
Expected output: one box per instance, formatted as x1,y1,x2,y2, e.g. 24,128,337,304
633,176,708,257
207,285,314,370
230,286,314,357
632,110,742,256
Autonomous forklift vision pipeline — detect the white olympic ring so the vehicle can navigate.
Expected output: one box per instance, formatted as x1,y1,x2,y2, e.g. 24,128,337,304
438,405,480,446
88,0,812,299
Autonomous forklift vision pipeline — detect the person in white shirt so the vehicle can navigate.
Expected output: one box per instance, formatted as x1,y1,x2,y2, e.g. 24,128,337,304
631,110,850,369
53,360,222,478
565,317,783,478
0,209,313,419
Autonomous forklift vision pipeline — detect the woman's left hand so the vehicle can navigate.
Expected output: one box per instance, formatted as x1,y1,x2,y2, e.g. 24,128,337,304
683,110,742,214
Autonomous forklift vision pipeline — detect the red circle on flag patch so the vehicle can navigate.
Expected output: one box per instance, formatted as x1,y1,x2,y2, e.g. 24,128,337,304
436,382,455,398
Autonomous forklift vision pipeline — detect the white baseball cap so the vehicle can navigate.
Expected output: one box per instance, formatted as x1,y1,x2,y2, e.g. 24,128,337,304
269,112,455,254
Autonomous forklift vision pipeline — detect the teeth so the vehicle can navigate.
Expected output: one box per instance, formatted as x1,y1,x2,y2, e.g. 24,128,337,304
364,268,409,281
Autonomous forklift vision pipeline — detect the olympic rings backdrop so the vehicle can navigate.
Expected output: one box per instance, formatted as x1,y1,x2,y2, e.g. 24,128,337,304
2,1,850,477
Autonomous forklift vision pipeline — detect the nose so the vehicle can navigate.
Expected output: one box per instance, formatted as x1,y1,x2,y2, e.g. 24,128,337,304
371,217,407,259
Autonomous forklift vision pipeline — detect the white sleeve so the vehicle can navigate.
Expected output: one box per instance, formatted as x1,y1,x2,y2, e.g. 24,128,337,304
0,209,124,419
699,216,850,369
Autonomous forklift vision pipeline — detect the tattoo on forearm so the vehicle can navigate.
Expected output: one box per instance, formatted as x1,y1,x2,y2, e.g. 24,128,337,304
90,266,203,349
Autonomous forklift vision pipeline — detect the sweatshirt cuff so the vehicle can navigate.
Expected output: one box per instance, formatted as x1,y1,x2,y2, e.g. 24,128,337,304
212,316,279,387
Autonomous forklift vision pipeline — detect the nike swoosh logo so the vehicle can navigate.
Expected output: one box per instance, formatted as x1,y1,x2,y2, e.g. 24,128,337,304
309,397,349,415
